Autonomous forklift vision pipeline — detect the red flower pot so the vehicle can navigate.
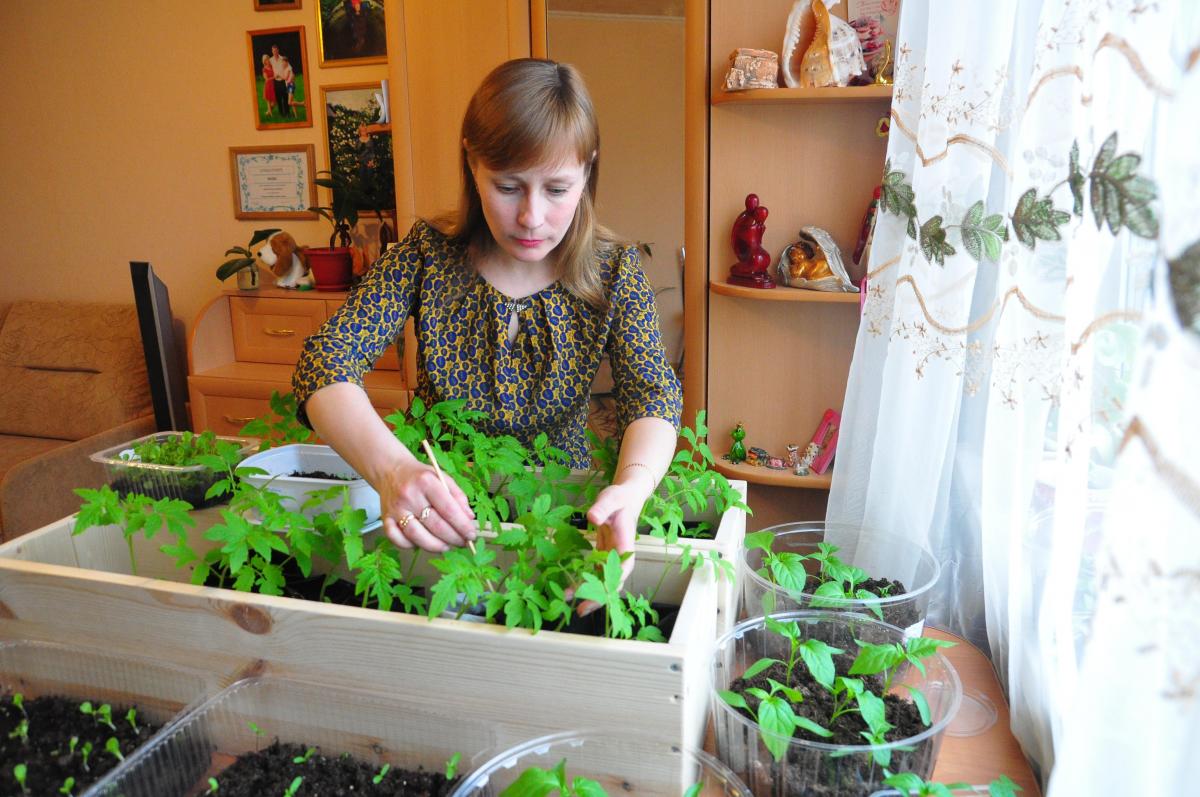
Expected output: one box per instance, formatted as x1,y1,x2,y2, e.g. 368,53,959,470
306,247,353,291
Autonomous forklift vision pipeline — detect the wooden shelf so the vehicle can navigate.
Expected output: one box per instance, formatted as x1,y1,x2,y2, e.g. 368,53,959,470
712,85,893,105
713,460,832,490
710,280,861,303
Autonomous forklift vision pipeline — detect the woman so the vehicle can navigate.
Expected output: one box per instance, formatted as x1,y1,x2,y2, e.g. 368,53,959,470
293,59,681,588
260,55,276,118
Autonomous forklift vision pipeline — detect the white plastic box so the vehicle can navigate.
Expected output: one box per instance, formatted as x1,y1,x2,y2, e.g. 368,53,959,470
238,443,381,522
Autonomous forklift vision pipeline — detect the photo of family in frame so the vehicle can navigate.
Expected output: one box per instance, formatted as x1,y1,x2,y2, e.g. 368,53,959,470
315,0,387,67
247,26,313,130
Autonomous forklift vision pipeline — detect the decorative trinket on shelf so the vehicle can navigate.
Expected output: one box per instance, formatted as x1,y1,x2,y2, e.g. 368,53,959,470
729,422,747,464
873,39,894,85
851,186,882,283
728,194,776,289
789,0,867,88
849,16,885,76
723,48,780,92
806,408,841,475
786,444,800,472
777,227,858,292
795,442,820,476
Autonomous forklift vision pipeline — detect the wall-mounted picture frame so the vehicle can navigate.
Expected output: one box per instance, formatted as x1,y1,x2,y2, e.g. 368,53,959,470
315,0,387,67
254,0,302,10
321,83,396,213
247,26,312,130
229,144,319,220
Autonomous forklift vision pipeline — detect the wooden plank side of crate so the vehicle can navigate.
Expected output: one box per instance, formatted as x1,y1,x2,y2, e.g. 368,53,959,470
0,553,703,753
0,516,80,567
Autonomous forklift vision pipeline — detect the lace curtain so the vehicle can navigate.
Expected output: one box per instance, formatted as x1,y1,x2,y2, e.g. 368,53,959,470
825,0,1199,786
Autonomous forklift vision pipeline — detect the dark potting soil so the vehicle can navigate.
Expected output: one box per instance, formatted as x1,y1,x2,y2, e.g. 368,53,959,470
203,555,679,642
0,694,160,795
289,470,358,481
214,740,456,797
858,576,919,631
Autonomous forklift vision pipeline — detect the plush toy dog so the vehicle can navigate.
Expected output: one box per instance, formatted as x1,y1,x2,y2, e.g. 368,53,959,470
258,231,313,289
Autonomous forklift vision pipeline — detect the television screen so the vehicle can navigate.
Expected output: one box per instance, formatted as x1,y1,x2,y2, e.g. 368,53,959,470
130,261,190,431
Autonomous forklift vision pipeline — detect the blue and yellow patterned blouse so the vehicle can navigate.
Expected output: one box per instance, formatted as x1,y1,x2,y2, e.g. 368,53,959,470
293,220,682,467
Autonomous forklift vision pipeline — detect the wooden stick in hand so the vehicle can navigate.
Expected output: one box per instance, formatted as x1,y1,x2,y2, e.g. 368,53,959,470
420,439,477,555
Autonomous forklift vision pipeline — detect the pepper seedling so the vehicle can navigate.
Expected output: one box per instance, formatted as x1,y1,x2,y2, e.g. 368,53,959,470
8,718,29,744
292,747,316,765
205,776,220,794
58,776,76,796
283,775,304,797
498,759,607,797
372,764,391,785
80,741,93,772
13,763,29,795
444,752,462,780
105,737,125,762
882,771,1022,797
125,707,139,734
11,692,26,717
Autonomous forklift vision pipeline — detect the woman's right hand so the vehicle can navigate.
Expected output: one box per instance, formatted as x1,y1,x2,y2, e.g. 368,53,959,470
377,459,477,553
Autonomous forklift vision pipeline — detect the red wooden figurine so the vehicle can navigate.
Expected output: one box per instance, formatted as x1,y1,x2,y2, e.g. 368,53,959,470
727,193,776,289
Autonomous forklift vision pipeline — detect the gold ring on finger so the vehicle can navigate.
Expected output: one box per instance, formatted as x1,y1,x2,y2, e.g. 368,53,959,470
397,512,415,530
419,505,433,521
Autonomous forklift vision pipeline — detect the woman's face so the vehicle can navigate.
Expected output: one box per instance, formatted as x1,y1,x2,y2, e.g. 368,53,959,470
472,152,588,267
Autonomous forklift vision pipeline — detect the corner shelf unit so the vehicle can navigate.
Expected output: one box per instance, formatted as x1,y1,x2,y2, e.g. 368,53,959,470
686,0,890,525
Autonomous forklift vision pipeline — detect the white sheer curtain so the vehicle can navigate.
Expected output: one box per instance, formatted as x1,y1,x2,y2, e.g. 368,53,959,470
826,0,1199,786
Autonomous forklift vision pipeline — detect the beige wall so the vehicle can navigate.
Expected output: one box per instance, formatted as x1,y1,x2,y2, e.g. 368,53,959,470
0,1,388,333
547,11,685,363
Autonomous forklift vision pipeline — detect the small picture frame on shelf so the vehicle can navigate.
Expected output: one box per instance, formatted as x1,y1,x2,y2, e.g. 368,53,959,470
315,0,387,67
229,144,318,220
247,26,312,130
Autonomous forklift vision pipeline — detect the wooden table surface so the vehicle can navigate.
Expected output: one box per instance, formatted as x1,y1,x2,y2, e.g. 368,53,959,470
928,628,1042,795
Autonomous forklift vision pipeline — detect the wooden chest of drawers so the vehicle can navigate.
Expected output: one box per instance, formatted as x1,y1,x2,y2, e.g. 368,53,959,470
188,288,415,436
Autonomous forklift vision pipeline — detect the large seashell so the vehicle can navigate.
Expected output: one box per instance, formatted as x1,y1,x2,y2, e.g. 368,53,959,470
781,0,817,88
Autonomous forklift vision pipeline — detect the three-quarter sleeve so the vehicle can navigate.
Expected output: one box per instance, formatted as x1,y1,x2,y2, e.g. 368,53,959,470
291,221,427,425
606,246,683,436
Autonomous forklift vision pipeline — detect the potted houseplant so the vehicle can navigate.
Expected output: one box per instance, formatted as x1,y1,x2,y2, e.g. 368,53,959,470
307,169,364,291
216,228,280,290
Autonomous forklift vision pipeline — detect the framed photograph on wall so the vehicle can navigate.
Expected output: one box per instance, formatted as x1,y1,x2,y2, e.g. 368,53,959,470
254,0,301,10
229,144,319,219
315,0,387,67
321,83,396,213
247,26,312,130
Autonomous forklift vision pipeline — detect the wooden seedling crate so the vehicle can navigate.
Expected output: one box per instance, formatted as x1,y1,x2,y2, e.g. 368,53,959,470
0,507,734,773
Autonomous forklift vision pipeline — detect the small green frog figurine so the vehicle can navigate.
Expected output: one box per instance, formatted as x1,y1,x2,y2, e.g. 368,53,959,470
729,422,747,464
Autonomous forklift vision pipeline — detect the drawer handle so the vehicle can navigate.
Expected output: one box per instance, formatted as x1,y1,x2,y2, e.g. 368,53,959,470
223,415,256,425
263,327,296,337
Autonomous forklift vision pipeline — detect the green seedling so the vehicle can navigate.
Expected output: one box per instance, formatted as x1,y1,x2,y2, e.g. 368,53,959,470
499,759,607,797
444,752,461,780
80,701,117,731
11,692,26,717
292,747,316,764
105,736,125,762
883,771,1021,797
80,741,94,771
8,718,29,743
745,536,890,619
125,707,139,734
372,764,391,785
12,763,28,794
205,776,220,794
248,721,266,737
68,736,79,756
73,485,196,577
283,775,303,797
59,776,76,796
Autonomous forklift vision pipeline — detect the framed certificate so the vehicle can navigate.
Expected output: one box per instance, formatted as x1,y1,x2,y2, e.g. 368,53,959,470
229,144,318,219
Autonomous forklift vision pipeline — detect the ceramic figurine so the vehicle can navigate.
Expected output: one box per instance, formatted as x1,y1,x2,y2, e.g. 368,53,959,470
851,186,882,283
787,444,800,472
728,194,776,289
777,227,858,292
729,422,747,464
796,442,821,476
724,48,780,92
747,446,770,467
767,456,786,470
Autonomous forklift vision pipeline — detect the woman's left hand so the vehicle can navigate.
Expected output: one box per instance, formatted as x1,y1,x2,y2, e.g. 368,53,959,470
577,481,651,616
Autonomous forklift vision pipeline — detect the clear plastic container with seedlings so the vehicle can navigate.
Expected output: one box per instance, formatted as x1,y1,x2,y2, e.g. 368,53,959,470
89,431,258,509
93,676,493,797
449,730,753,796
0,641,209,797
741,523,940,637
711,611,962,797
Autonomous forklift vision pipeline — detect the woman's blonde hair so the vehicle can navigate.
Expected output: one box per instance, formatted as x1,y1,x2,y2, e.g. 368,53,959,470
439,58,618,310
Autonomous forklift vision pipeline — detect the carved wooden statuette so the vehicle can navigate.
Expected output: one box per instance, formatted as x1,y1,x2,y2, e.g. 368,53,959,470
728,194,776,289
